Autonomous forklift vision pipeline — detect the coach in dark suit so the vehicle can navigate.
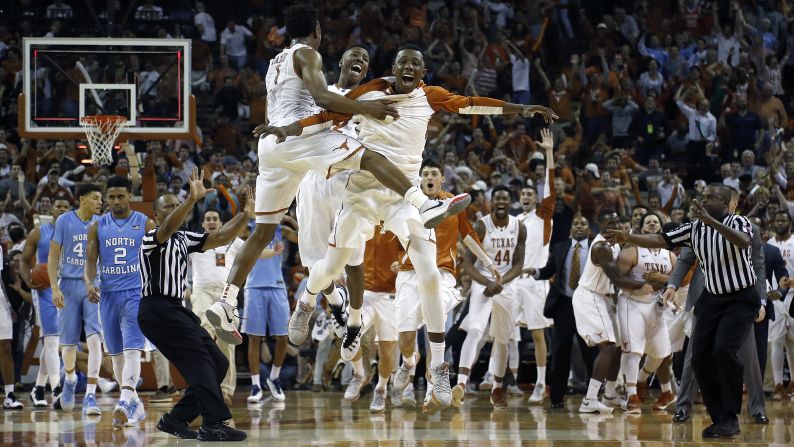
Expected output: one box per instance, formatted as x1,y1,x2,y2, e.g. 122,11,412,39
750,217,790,375
526,214,595,407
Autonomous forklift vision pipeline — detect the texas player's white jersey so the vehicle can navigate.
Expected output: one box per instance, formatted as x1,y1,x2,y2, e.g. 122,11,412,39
626,247,673,303
300,79,506,178
265,44,320,126
476,214,521,277
326,84,360,137
579,233,621,296
768,235,794,287
518,209,550,269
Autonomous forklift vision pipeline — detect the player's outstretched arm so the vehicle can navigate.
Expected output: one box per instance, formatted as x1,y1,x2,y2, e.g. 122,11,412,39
426,86,559,122
84,222,100,303
295,48,398,120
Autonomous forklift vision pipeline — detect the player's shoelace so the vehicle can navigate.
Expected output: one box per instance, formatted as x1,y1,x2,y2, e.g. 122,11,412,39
431,364,452,397
342,326,361,349
220,301,245,323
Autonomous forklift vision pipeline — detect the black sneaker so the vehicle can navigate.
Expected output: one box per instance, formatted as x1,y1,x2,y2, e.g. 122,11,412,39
157,413,198,439
340,324,362,361
52,385,63,410
328,285,349,338
197,421,247,441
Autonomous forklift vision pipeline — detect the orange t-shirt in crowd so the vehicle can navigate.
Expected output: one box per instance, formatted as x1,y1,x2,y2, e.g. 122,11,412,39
399,191,482,275
364,225,401,294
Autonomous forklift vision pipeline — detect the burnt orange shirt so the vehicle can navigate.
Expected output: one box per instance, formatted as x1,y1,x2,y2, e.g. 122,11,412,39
400,191,482,275
364,225,400,294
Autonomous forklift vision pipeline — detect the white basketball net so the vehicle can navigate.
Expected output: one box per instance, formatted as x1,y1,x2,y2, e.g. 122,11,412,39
80,115,127,166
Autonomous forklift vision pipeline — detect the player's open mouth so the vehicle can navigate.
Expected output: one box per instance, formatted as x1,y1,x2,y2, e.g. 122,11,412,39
351,64,362,74
427,182,435,189
402,74,414,83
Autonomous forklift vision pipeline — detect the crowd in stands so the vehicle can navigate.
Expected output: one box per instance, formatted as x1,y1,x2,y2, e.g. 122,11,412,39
1,0,792,391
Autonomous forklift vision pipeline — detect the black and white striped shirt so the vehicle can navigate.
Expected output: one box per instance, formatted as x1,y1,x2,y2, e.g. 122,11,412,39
663,214,756,295
140,228,207,299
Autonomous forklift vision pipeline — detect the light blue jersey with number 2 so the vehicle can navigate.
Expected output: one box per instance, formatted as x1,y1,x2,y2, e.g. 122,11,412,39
97,211,149,292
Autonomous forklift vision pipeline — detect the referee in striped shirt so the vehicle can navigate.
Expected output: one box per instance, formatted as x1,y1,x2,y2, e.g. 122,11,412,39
606,183,757,439
137,168,251,442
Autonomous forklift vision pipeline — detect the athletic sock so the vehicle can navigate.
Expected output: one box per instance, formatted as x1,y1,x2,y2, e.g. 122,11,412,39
429,341,445,368
270,366,281,381
405,186,432,210
86,383,97,395
221,284,240,307
251,374,260,387
66,371,77,382
352,359,365,378
536,366,546,385
604,380,617,398
120,387,134,403
457,372,468,386
661,381,672,393
325,286,342,307
4,384,13,396
376,375,388,392
586,379,602,400
299,289,316,307
348,308,362,328
402,353,417,368
626,384,637,396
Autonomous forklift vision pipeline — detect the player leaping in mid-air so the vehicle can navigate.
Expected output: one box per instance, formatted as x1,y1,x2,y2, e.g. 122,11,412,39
256,45,556,410
205,5,472,343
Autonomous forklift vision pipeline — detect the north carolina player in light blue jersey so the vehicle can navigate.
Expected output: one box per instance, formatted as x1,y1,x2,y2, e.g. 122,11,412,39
47,183,102,413
21,196,72,408
242,224,297,403
85,176,155,427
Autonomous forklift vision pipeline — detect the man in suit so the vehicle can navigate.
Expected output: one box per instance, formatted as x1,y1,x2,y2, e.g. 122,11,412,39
526,214,595,407
748,216,789,376
666,194,773,425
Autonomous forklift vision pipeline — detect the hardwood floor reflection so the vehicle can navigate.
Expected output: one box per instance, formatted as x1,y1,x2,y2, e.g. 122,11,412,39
2,391,794,446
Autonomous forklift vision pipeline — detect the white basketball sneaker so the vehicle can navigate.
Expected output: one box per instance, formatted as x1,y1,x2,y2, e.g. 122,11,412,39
205,300,242,345
419,194,471,229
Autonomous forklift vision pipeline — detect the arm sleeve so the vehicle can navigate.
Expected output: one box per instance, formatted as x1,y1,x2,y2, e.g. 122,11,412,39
668,247,696,288
538,171,556,245
186,231,210,254
676,100,695,118
141,229,160,255
423,85,506,115
458,215,480,244
662,221,693,248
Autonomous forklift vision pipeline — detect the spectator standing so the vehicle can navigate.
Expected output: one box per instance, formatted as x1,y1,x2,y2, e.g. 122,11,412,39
220,21,253,69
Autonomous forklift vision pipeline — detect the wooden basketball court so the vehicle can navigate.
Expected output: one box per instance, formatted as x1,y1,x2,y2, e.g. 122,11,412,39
2,391,791,446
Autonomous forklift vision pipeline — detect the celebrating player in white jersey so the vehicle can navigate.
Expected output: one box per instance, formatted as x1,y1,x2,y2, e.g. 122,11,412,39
296,46,371,338
516,129,556,404
456,186,527,409
261,46,556,410
572,210,655,414
615,212,677,413
766,210,794,399
390,159,495,414
208,6,473,345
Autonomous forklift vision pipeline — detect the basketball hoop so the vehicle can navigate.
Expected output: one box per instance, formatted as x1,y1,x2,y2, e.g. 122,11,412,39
80,115,127,166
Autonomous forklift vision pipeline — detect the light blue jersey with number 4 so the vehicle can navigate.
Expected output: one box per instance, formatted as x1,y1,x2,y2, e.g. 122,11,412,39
97,211,149,292
52,211,100,280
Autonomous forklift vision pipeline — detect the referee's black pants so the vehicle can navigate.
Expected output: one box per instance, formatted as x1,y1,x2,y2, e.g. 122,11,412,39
138,295,232,425
691,286,758,424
